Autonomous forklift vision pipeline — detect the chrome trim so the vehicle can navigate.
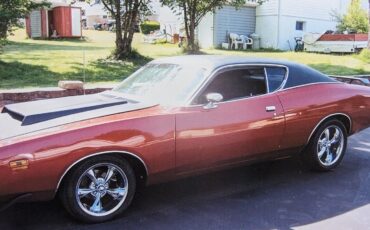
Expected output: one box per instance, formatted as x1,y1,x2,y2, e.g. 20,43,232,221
185,63,290,106
183,82,341,109
55,151,148,193
306,113,352,144
266,106,276,112
203,93,223,110
279,82,341,92
264,67,270,93
186,89,276,109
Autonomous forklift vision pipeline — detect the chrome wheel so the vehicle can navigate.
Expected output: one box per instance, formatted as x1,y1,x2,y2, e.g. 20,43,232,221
317,125,344,166
75,163,128,217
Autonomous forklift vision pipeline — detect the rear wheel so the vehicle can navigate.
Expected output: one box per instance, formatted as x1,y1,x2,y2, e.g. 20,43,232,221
304,120,347,171
60,156,136,223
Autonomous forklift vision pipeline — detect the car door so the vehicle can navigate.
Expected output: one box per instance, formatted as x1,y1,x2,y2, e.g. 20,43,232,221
175,65,286,174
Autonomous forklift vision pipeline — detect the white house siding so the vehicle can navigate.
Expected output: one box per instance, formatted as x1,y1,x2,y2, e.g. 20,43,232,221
213,6,256,47
256,0,279,15
277,0,342,50
278,17,339,50
256,0,279,49
256,15,279,48
282,0,368,17
256,0,369,50
281,0,344,20
197,12,214,49
150,0,183,36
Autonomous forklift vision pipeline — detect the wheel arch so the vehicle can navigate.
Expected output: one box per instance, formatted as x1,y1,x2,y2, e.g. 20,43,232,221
55,151,148,194
306,113,352,145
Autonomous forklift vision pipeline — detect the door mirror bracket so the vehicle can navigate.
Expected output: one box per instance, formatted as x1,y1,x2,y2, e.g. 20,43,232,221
204,93,223,109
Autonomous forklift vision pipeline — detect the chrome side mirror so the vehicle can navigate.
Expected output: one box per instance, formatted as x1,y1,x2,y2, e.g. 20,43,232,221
203,93,223,109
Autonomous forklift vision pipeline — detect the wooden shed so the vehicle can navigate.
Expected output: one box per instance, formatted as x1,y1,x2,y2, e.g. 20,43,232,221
26,9,48,38
26,5,82,39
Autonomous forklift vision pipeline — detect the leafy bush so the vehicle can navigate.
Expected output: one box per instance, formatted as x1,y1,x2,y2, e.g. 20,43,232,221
0,0,50,47
140,21,160,34
336,0,368,33
358,49,370,62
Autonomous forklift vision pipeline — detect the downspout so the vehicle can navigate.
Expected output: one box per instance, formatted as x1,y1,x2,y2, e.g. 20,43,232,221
276,0,282,49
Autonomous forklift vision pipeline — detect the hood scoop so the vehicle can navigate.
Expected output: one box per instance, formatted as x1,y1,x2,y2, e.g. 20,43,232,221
2,94,127,126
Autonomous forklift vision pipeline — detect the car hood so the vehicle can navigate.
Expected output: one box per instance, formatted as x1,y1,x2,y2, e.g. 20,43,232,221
0,92,157,141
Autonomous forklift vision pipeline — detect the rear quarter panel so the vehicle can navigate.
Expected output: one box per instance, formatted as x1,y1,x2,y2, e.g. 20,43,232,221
277,83,370,150
0,107,175,197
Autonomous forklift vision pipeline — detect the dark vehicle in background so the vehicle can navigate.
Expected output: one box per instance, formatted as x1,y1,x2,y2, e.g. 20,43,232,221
332,75,370,86
93,20,115,31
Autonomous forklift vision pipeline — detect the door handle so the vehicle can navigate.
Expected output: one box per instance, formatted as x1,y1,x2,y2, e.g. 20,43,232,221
266,106,276,112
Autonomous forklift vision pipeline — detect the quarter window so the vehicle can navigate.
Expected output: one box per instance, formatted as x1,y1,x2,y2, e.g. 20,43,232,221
193,67,267,104
266,67,286,92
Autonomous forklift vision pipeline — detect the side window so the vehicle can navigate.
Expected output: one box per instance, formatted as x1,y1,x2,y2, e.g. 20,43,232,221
266,67,286,92
194,67,267,104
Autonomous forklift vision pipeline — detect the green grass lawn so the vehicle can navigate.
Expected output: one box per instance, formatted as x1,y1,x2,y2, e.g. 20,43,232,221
1,28,370,89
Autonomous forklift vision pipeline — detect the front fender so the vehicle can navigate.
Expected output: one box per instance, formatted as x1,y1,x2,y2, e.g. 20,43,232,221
0,114,175,198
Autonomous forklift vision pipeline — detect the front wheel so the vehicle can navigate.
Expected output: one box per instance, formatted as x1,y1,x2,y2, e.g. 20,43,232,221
60,156,136,223
303,120,347,171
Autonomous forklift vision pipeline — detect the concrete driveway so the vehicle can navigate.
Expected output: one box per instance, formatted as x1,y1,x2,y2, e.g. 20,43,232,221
1,128,370,230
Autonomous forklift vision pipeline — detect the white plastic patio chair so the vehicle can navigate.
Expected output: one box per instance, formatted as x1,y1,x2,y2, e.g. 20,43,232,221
229,33,244,50
240,35,253,49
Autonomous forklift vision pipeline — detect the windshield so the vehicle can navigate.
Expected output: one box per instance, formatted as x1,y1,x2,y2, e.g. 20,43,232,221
112,63,207,105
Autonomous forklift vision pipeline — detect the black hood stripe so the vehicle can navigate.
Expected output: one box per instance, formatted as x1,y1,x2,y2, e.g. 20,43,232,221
2,96,128,126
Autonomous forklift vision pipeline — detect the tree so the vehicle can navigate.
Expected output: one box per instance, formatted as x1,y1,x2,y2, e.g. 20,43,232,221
337,0,368,33
0,0,48,50
161,0,267,53
101,0,150,59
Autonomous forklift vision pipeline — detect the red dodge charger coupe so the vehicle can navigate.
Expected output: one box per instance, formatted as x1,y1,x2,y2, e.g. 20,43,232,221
1,56,370,222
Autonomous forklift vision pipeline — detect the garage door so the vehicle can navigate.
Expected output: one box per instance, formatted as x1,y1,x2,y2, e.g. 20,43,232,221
214,6,256,46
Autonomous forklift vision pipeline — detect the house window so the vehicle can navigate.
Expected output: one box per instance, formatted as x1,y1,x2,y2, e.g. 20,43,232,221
296,21,305,31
